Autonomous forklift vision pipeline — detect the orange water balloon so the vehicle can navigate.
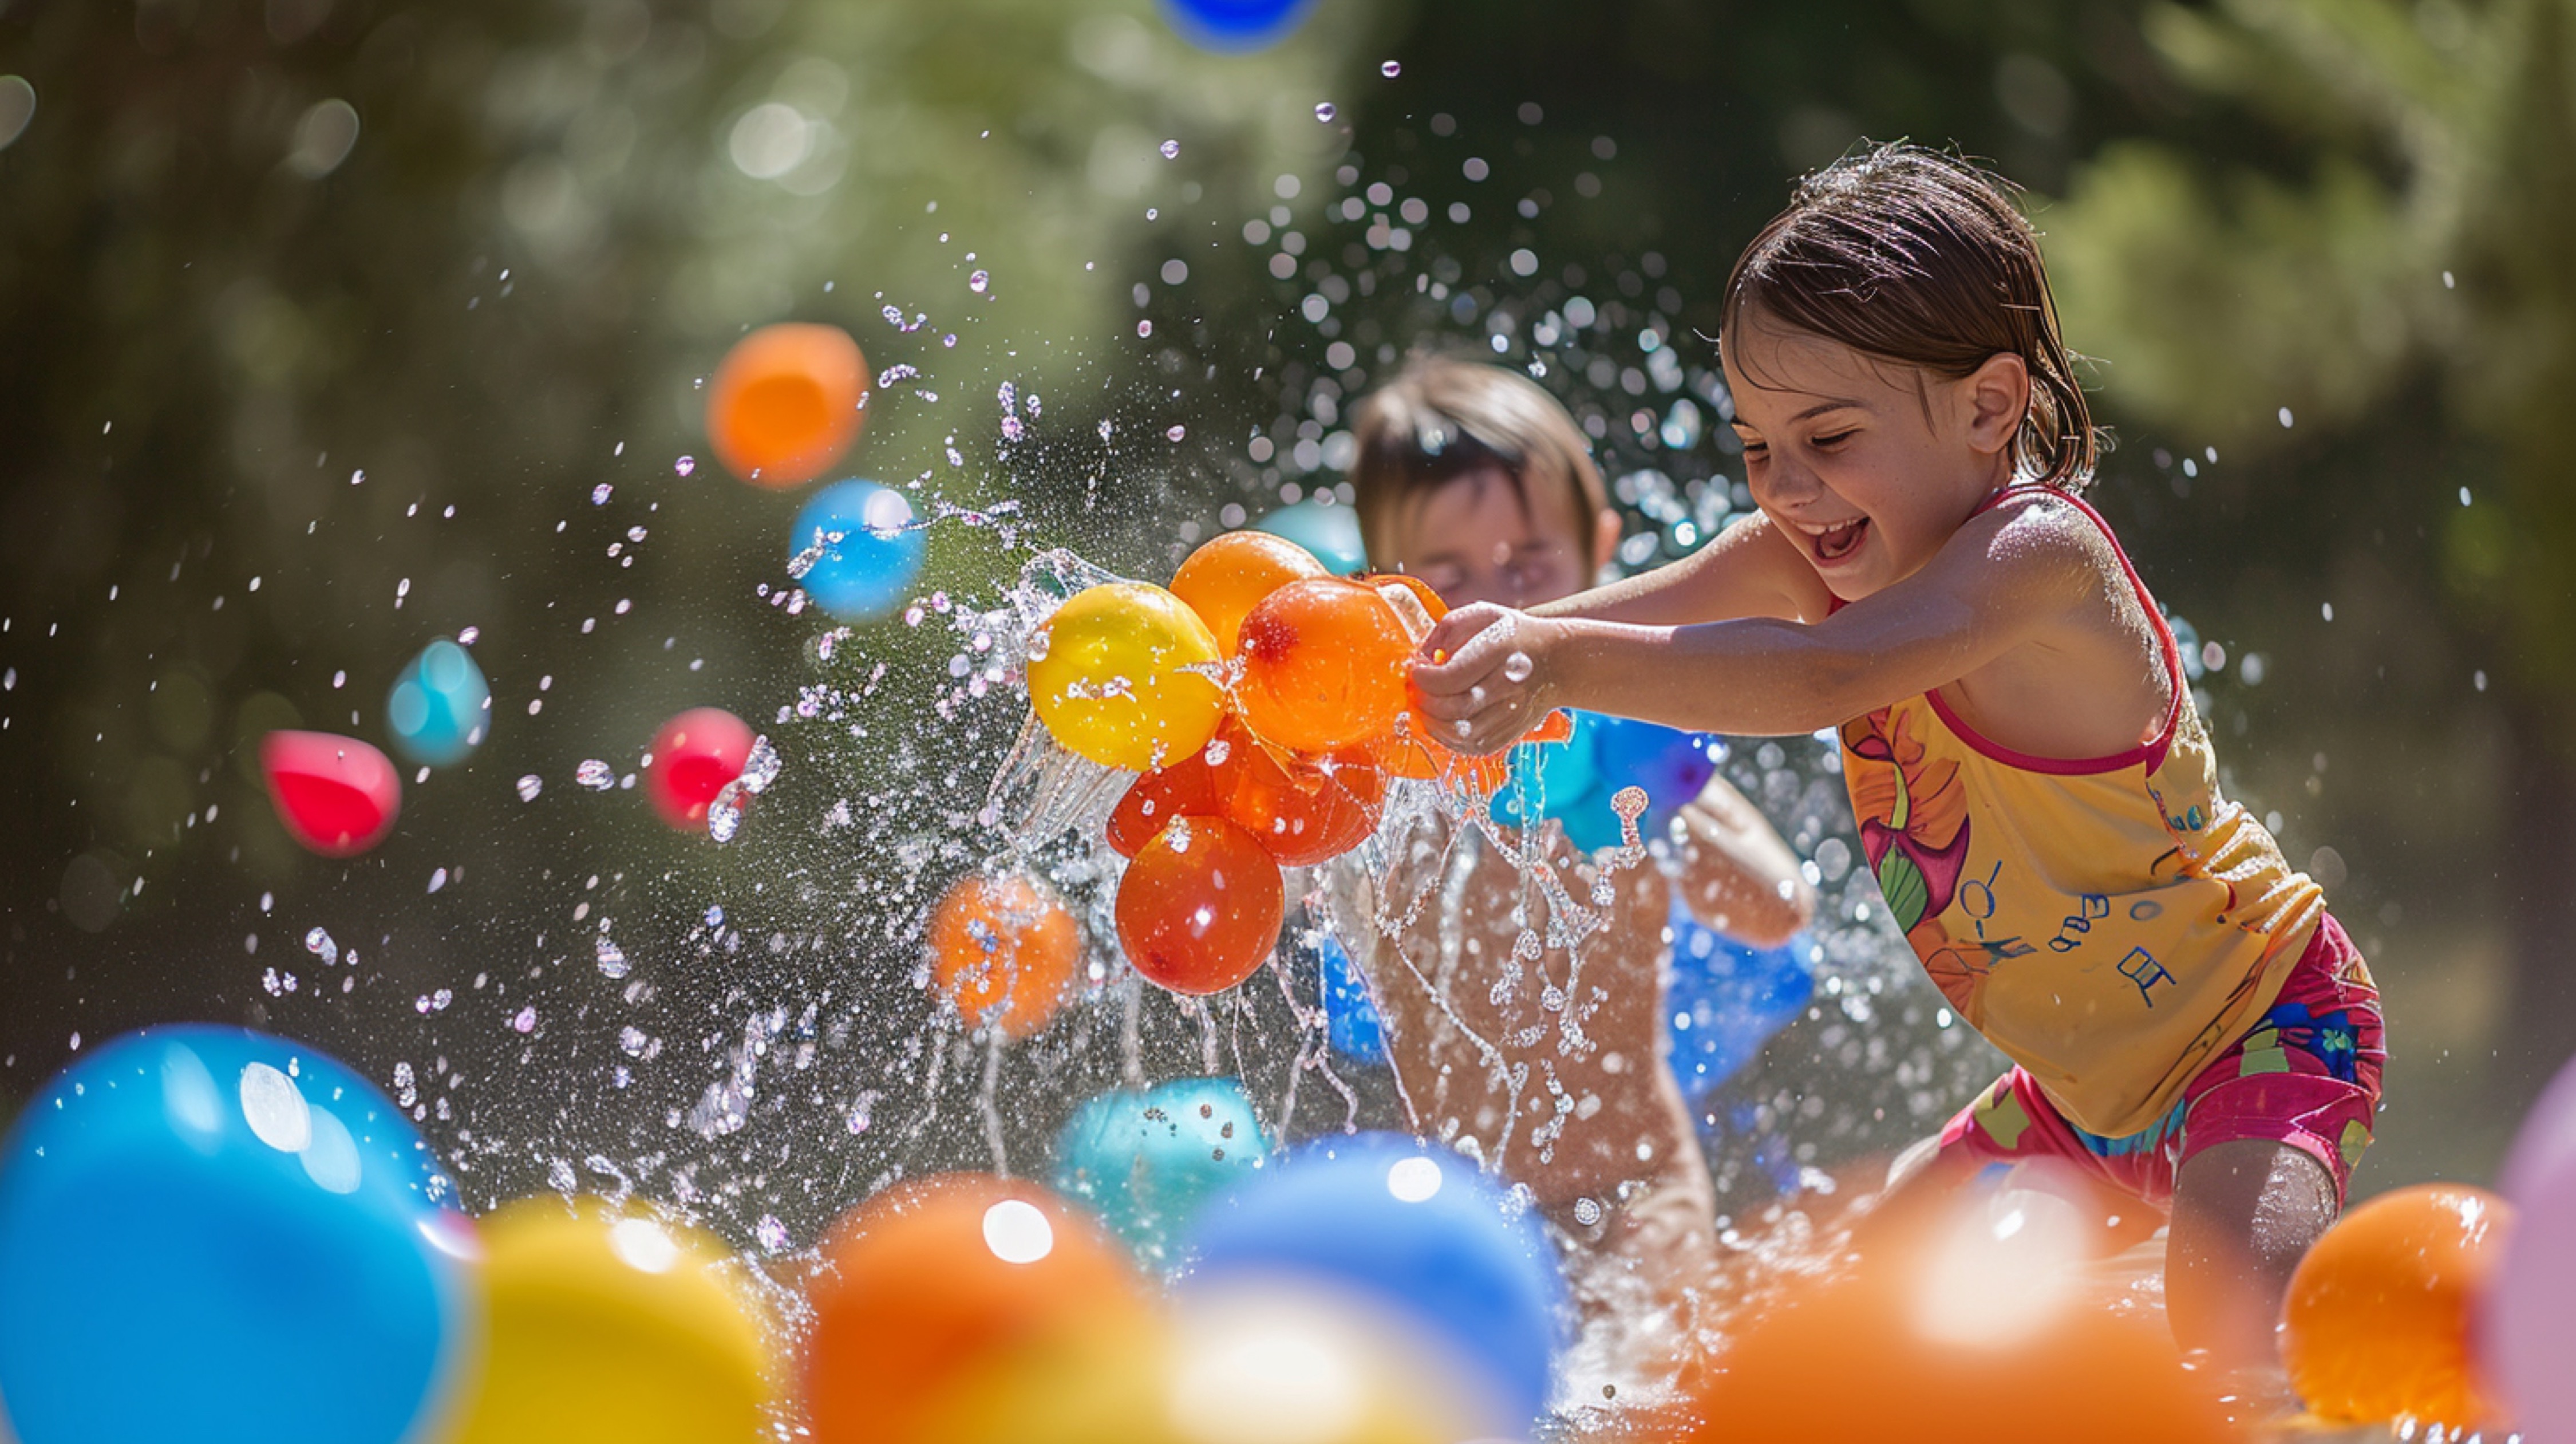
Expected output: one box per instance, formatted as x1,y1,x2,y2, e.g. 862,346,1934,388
929,874,1082,1038
1106,749,1222,860
1211,721,1385,867
1115,815,1285,996
803,1175,1151,1444
1236,578,1413,754
706,322,868,488
1171,530,1327,656
2282,1182,2514,1431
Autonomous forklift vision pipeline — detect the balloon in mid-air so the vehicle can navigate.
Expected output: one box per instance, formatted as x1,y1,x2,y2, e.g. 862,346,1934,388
1053,1076,1270,1268
385,638,492,768
646,707,754,831
1252,497,1366,574
2283,1182,2514,1432
928,872,1083,1038
0,1027,479,1444
261,729,402,856
706,321,868,488
791,479,926,621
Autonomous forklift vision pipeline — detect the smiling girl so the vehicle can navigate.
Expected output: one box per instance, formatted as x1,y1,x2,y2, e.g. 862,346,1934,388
1411,144,2385,1370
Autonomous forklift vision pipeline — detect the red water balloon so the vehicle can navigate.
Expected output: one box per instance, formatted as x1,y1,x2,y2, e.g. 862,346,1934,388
647,707,754,831
1211,723,1384,867
260,730,402,857
1115,815,1284,996
1106,749,1222,860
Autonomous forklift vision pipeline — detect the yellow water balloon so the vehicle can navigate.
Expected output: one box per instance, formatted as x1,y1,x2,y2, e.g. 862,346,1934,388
1028,582,1225,772
450,1197,775,1444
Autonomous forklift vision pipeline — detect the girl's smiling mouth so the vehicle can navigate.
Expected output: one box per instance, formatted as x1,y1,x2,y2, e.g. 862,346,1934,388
1792,515,1871,564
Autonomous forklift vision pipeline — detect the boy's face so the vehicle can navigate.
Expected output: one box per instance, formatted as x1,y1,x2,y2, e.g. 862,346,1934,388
1378,465,1617,610
1722,311,2023,601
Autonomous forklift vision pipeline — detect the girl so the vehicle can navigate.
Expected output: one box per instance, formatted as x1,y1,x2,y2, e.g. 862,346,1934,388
1411,144,2385,1368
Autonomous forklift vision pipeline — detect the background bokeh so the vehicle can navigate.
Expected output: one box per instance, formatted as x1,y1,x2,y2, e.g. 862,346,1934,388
3,0,2570,1241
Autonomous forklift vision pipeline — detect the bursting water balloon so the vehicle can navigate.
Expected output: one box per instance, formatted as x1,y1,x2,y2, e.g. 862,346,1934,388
1235,578,1413,754
0,1027,478,1444
929,872,1082,1038
791,478,926,621
385,637,491,768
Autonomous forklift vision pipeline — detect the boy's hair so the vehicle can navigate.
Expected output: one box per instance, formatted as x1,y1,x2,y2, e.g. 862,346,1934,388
1347,354,1611,565
1722,141,2099,490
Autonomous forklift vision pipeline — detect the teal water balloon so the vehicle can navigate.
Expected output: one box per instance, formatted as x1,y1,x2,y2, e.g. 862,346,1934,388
1253,499,1367,577
385,637,491,768
792,479,927,621
1052,1077,1270,1268
0,1026,480,1444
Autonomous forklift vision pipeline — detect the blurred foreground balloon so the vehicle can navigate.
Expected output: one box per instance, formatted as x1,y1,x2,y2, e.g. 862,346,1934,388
2487,1052,2576,1439
791,479,925,621
929,871,1082,1037
1179,1134,1567,1430
1116,814,1286,995
2284,1182,2513,1432
647,707,753,831
0,1027,478,1444
385,637,491,767
1254,498,1366,575
1029,582,1225,771
1054,1077,1270,1268
260,729,402,856
1691,1162,2243,1442
803,1174,1151,1444
706,321,868,488
450,1197,772,1444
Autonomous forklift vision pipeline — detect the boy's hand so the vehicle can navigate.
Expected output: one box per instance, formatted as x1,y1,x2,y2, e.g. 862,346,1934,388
1411,603,1564,755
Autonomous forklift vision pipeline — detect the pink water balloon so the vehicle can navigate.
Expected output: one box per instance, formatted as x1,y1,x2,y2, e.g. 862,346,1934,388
647,707,753,831
260,730,402,857
2484,1052,2576,1439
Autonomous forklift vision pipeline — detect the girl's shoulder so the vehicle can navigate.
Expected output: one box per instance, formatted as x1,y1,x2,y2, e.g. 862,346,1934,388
1953,484,2143,605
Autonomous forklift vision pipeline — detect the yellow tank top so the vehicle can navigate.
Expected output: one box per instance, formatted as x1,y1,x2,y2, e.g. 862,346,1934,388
1836,488,2323,1139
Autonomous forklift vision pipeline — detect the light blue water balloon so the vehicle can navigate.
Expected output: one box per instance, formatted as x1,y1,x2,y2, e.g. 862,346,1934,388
1053,1076,1270,1269
1253,498,1367,576
385,638,490,768
792,479,927,621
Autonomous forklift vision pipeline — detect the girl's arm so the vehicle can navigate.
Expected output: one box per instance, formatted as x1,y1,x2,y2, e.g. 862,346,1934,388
1532,511,1829,628
1415,502,2088,752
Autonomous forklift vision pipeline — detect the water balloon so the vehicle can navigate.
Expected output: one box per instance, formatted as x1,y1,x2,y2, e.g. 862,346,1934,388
1116,815,1285,996
1170,528,1326,655
1156,0,1319,54
1317,933,1386,1066
1252,498,1366,575
1178,1134,1567,1429
803,1175,1150,1444
1028,582,1224,772
1052,1076,1270,1268
0,1027,477,1444
2283,1182,2513,1431
448,1198,771,1444
705,321,868,488
385,637,491,768
1236,578,1413,754
1106,747,1222,859
1211,720,1384,867
645,707,752,831
791,478,926,621
928,873,1082,1038
2486,1052,2576,1439
260,729,402,857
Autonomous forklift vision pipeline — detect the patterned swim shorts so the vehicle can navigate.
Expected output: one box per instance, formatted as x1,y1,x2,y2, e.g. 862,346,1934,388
1937,912,2385,1206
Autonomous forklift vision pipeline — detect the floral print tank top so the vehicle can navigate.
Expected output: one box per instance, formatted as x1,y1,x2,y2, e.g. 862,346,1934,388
1838,487,2323,1138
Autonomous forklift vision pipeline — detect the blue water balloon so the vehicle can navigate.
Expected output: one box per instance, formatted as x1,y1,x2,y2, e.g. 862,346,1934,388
1253,498,1367,576
0,1026,479,1444
1491,711,1717,851
1052,1076,1271,1268
385,637,491,768
1179,1134,1568,1426
1157,0,1319,53
791,479,927,621
1665,916,1816,1104
1316,934,1386,1066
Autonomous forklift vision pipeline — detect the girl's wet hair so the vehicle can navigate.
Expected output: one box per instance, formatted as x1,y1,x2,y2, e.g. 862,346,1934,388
1722,141,2099,490
1346,353,1610,563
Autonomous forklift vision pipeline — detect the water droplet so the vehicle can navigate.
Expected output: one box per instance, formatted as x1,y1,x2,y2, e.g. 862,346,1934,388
511,1005,537,1033
516,774,543,802
673,455,697,477
1381,60,1401,77
303,928,338,965
1137,320,1153,338
591,483,613,505
1160,139,1180,159
1167,424,1186,442
756,1214,791,1252
595,937,629,979
1501,650,1535,682
1315,102,1337,122
740,736,781,795
619,1025,648,1056
1573,1196,1602,1225
575,760,615,790
705,904,726,928
707,782,745,843
968,269,989,293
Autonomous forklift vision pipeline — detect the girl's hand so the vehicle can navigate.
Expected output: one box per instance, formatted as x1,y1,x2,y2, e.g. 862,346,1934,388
1411,603,1566,755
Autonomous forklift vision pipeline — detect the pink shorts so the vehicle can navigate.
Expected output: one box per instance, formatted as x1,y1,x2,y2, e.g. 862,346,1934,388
1938,913,2384,1207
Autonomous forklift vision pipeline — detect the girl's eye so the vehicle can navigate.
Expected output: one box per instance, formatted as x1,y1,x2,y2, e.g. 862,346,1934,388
1811,430,1855,449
